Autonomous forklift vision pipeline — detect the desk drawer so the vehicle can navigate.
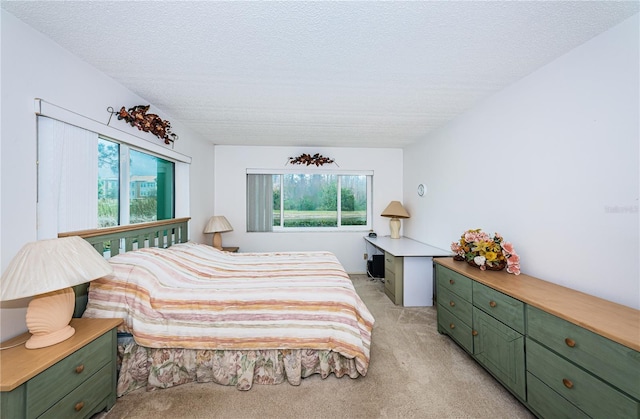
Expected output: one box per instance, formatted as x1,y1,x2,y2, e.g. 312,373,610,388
528,306,640,400
384,268,396,296
384,252,396,274
472,282,524,334
527,338,638,418
27,332,111,418
435,265,472,302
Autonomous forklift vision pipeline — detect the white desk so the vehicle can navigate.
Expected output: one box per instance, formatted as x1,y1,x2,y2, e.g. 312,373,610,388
364,236,451,307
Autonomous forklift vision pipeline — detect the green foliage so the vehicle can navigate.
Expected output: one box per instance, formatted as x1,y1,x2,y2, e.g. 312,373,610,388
98,199,118,228
272,188,280,210
341,188,355,211
284,218,338,227
269,174,368,228
98,140,119,173
130,198,157,223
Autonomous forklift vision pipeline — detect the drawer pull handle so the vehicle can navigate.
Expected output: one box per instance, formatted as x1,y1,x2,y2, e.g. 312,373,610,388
75,364,85,374
472,330,478,336
449,279,455,285
75,401,85,412
564,338,576,348
489,301,497,308
449,323,455,329
562,378,574,389
449,301,455,307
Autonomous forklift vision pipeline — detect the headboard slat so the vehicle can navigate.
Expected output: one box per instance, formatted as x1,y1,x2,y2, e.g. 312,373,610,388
59,217,191,317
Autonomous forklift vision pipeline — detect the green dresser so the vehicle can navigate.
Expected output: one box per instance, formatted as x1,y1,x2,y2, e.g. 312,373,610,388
436,265,526,400
527,306,640,418
436,265,473,352
1,318,122,419
434,258,640,419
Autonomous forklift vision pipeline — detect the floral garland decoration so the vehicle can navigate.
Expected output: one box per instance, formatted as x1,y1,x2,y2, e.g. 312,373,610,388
108,105,178,145
451,229,521,275
288,153,335,166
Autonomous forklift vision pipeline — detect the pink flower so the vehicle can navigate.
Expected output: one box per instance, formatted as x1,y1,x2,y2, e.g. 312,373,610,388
501,241,515,255
507,265,521,275
464,232,476,242
451,242,462,253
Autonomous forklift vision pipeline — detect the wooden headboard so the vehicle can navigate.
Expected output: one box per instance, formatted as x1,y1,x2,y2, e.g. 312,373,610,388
59,217,190,317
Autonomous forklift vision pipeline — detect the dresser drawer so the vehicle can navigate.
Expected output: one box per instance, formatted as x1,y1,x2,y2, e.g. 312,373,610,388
438,304,473,353
527,338,639,418
39,364,112,419
435,265,472,302
526,372,589,419
27,332,112,418
472,282,524,334
527,305,640,400
437,285,472,324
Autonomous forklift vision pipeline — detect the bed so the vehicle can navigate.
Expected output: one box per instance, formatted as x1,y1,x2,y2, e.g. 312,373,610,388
61,218,374,395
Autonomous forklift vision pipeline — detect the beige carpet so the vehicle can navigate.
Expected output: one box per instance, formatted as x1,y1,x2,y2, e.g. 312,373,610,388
101,275,534,419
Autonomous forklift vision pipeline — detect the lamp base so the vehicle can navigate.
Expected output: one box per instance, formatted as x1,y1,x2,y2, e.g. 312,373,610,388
25,287,76,349
212,232,223,250
389,218,401,239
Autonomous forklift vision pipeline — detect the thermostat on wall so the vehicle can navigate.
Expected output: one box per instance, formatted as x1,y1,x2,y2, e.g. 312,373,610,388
417,184,426,197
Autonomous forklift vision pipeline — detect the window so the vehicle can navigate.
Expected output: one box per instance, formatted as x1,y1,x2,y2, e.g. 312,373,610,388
247,172,371,232
98,137,175,227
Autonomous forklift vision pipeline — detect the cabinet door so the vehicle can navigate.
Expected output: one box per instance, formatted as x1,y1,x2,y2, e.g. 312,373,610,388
473,307,525,400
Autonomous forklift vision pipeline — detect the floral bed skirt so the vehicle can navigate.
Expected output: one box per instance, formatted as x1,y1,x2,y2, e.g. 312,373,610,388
116,335,363,396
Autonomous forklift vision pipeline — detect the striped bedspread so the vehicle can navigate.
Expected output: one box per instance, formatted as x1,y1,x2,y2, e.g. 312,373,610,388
83,242,375,375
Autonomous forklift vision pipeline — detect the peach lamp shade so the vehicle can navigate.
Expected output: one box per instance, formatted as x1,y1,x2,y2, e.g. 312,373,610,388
381,201,410,239
0,236,113,349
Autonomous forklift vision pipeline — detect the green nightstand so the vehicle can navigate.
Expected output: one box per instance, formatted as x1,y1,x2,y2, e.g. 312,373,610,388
1,318,122,418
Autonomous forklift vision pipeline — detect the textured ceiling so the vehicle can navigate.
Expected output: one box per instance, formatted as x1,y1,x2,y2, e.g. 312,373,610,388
2,1,638,148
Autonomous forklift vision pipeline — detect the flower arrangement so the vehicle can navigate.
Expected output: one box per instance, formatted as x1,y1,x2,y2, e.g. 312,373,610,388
451,229,521,275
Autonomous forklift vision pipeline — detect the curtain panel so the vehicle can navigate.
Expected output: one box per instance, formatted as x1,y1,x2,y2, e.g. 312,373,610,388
37,116,99,239
246,174,273,232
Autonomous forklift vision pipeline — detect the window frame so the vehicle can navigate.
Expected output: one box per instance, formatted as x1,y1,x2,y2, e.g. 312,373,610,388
99,135,176,227
247,169,373,232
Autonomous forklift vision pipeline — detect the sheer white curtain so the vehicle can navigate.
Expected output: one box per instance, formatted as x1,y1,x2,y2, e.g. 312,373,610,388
37,117,98,239
246,174,273,232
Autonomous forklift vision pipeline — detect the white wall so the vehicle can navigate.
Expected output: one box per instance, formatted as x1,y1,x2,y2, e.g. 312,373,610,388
403,15,639,309
213,145,403,272
0,10,216,340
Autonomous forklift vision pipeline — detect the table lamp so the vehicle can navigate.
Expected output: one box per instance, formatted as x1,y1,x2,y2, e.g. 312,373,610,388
381,201,410,239
204,215,233,249
0,236,113,349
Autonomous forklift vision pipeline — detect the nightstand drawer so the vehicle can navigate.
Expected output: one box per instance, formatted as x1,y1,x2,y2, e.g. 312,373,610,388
39,364,111,419
438,304,473,353
436,265,472,302
437,285,472,324
472,282,524,334
528,305,640,400
27,332,112,418
527,338,639,418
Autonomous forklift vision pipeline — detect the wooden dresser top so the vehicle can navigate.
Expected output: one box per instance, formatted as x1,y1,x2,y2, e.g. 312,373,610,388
435,257,640,352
